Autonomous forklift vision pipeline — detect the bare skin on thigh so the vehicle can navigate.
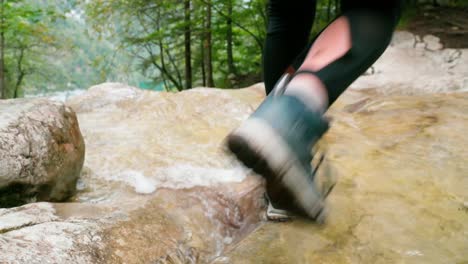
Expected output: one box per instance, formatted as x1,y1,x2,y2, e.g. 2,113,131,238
287,16,351,110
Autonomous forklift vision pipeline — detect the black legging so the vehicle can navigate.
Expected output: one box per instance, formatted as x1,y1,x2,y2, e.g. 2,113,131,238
263,0,402,105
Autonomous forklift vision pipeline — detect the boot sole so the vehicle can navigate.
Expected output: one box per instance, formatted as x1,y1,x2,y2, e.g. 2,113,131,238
226,118,325,220
266,202,294,222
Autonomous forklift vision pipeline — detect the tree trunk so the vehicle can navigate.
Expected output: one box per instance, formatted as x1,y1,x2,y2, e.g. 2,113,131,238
201,36,206,87
14,47,26,98
204,0,215,87
226,0,235,76
0,0,6,99
153,8,182,91
158,42,183,91
184,0,192,89
207,0,264,52
327,0,332,21
200,4,206,86
335,0,340,14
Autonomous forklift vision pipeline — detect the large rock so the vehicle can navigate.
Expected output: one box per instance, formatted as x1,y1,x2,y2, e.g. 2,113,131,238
0,99,85,207
216,89,468,264
2,81,467,263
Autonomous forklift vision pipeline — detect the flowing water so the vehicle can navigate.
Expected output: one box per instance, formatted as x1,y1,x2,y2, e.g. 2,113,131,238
62,83,267,262
67,83,467,263
19,76,466,263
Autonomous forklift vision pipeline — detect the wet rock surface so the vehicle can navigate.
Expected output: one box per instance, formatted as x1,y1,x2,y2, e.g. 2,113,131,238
0,83,267,263
3,83,466,263
0,203,101,263
217,90,468,263
0,99,85,207
218,32,468,263
230,32,467,264
1,31,467,263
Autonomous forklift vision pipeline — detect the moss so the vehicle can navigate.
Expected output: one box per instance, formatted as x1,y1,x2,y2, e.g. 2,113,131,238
397,5,419,30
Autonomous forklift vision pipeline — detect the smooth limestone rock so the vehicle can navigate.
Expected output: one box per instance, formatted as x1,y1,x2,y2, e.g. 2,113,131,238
0,99,85,207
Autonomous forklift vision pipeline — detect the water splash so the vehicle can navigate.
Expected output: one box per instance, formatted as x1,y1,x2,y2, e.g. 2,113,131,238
115,170,157,194
112,165,247,194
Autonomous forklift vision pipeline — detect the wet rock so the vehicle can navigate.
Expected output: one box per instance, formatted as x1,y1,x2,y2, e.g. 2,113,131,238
0,99,85,207
0,202,58,233
2,83,468,262
221,89,468,264
0,203,103,263
3,33,468,262
0,83,266,263
67,82,141,113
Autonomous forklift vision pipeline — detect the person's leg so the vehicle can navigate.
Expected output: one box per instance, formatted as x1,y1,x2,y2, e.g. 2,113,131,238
285,1,402,112
226,1,402,222
259,0,319,221
263,0,317,95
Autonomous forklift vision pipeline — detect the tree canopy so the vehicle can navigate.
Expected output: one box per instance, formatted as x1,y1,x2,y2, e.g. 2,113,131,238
0,0,467,98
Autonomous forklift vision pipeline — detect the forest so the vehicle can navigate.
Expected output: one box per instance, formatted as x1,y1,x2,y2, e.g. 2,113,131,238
0,0,467,99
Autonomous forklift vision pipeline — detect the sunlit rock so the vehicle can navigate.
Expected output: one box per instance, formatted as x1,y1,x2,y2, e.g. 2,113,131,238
0,99,85,207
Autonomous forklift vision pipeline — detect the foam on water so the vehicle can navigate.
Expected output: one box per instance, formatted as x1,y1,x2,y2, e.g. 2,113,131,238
116,170,157,194
113,165,247,194
159,165,247,189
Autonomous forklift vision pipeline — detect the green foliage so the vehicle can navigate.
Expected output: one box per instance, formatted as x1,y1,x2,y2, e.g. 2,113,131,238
8,0,466,96
0,0,58,98
0,0,340,96
0,0,144,98
25,9,139,95
83,0,266,90
404,0,468,7
81,0,343,90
